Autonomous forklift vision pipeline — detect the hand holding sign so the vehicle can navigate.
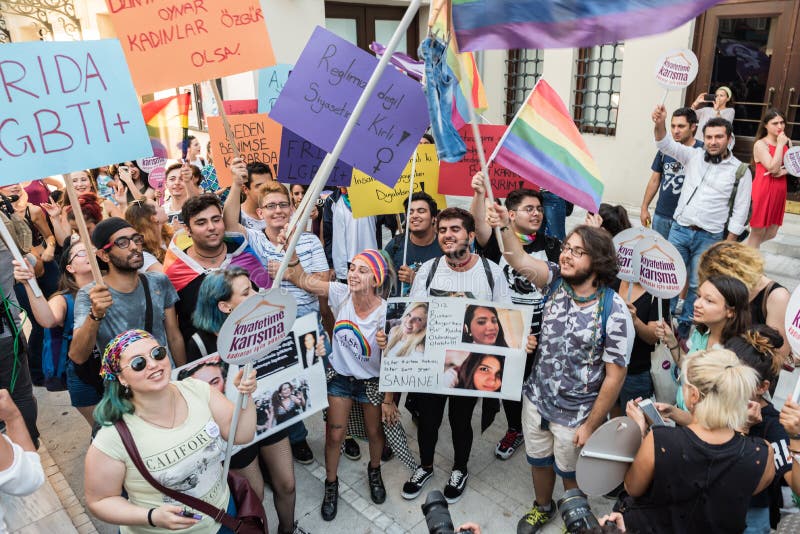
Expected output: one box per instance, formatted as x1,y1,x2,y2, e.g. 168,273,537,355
784,146,800,177
654,49,698,105
631,236,687,300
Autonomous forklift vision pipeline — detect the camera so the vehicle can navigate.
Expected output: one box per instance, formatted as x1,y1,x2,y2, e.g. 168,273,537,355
558,489,600,533
421,491,473,534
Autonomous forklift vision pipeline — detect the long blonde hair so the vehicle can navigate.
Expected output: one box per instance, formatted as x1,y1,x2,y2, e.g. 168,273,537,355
385,302,428,356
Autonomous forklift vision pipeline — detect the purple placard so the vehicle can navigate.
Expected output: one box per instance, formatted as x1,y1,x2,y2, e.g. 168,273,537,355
270,26,430,187
277,129,353,187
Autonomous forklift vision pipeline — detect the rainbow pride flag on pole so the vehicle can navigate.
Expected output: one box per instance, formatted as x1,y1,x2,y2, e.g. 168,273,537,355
451,0,721,52
140,93,191,160
492,80,603,212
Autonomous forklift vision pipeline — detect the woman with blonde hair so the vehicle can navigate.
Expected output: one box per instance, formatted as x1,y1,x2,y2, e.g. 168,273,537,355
125,199,173,273
384,302,428,358
698,241,792,363
623,349,774,533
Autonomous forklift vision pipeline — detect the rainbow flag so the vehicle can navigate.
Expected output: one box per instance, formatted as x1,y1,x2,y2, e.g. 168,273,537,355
140,93,191,160
493,80,603,212
451,0,721,51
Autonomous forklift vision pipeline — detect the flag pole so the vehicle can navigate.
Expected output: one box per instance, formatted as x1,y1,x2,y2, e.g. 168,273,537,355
401,148,419,269
63,174,104,284
0,223,42,298
488,78,541,170
210,81,242,160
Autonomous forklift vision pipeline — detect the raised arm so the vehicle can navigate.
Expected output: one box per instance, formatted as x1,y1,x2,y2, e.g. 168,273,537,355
12,260,65,328
652,105,695,165
486,203,551,288
282,262,332,298
469,172,492,247
222,157,248,233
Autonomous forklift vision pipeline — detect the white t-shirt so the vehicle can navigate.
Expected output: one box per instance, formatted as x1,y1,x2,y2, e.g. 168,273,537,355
240,211,265,231
0,434,45,533
410,256,510,302
246,229,328,317
331,197,377,280
138,251,160,273
328,282,386,379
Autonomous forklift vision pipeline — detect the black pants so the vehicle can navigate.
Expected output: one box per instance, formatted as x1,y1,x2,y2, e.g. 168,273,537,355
415,393,477,471
502,350,536,432
0,335,39,444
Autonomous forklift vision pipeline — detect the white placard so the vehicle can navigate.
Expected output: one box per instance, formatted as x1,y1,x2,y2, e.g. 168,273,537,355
612,227,662,283
785,285,800,359
654,49,699,90
632,236,687,299
784,146,800,177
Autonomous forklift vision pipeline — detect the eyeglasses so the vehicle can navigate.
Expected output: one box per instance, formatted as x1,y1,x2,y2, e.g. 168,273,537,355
68,249,88,263
261,202,290,211
103,233,144,251
121,346,168,372
513,206,544,214
560,243,588,259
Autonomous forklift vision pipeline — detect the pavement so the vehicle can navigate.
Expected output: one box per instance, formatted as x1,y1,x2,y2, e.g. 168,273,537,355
12,208,800,534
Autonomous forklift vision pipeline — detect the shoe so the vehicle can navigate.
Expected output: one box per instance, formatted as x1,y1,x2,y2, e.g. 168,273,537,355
516,501,556,534
289,521,309,534
343,437,361,460
495,428,524,460
401,465,434,500
291,440,314,465
443,469,468,504
321,478,338,521
381,444,393,462
367,464,386,504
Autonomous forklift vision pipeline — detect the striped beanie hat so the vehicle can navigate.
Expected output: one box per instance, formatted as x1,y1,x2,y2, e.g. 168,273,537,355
352,249,387,286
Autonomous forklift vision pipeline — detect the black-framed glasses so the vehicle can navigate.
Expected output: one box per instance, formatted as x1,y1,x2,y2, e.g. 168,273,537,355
68,249,89,264
560,243,587,258
121,346,168,372
261,202,290,211
103,233,144,251
513,205,544,214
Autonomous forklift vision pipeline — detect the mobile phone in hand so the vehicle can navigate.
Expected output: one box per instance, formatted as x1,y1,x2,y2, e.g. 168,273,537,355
638,399,668,427
703,93,716,103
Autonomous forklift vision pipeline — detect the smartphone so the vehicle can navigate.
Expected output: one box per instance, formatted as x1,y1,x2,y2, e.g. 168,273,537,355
703,93,716,103
638,399,667,427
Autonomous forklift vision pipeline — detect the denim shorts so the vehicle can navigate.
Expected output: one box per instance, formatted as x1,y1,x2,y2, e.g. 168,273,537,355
327,373,379,405
66,361,103,408
618,370,654,407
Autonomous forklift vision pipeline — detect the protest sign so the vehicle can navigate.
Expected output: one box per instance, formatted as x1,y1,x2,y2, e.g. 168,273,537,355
105,0,275,95
277,128,353,187
612,227,662,283
217,290,297,365
173,314,327,443
0,40,150,182
349,144,446,218
654,49,698,90
631,237,687,299
784,146,800,177
223,100,259,115
258,64,293,114
438,125,524,198
269,26,430,187
207,113,282,187
379,297,531,400
785,285,800,358
137,138,168,173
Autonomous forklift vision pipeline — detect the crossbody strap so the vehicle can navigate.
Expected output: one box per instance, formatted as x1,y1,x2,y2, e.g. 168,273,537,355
113,419,240,530
138,274,153,333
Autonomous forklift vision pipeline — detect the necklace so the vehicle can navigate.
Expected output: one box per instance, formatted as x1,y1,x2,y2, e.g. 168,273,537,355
445,254,472,269
139,387,177,429
562,281,600,303
193,246,226,259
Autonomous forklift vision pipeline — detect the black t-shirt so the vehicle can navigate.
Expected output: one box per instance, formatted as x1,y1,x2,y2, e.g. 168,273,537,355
384,232,442,296
749,402,792,509
611,281,670,375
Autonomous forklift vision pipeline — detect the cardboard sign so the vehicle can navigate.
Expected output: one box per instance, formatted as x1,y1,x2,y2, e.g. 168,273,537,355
223,100,259,115
612,227,663,283
276,128,353,187
105,0,275,95
350,144,447,218
137,138,168,172
269,26,430,187
784,146,800,177
631,237,687,299
217,290,297,365
785,285,800,359
379,297,531,400
438,125,525,198
0,39,150,182
258,64,293,114
654,49,699,90
207,113,282,187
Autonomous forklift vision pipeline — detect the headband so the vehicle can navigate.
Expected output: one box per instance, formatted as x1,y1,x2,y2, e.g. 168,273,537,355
352,249,387,286
101,329,154,380
717,86,732,100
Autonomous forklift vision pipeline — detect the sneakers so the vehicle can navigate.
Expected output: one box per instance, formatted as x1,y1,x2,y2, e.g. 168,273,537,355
343,437,361,460
401,465,434,500
495,429,524,460
443,469,468,504
291,440,314,465
321,478,338,521
367,464,386,504
517,501,555,534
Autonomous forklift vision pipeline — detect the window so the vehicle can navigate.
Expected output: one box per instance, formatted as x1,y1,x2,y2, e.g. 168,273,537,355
573,43,623,135
324,2,419,57
504,49,544,124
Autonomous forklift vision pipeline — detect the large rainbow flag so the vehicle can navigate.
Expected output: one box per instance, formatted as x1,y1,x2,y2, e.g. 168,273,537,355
140,93,191,160
451,0,721,51
493,80,603,212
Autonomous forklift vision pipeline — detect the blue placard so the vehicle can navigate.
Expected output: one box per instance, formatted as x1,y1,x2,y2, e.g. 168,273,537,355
0,39,151,183
277,128,353,187
257,64,293,114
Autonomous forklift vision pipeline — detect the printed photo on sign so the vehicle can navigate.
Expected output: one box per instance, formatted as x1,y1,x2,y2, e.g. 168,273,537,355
254,379,311,433
443,350,505,394
172,353,230,394
295,327,320,369
384,301,428,359
461,304,525,350
253,334,299,379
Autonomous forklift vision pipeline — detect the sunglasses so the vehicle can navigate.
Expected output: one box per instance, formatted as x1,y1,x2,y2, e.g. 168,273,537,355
120,346,168,372
103,233,145,251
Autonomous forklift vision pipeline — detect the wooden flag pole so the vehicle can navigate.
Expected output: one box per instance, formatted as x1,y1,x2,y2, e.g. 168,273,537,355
209,82,242,160
401,148,419,268
0,222,43,298
63,174,104,284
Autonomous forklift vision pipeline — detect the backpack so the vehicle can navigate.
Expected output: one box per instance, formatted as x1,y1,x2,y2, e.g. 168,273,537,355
0,195,32,254
723,163,751,242
41,293,73,391
424,255,496,298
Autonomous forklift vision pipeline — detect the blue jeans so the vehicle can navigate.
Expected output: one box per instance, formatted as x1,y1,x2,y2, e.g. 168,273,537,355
618,371,654,407
743,507,770,534
667,223,723,337
541,191,566,240
651,213,673,241
419,36,467,163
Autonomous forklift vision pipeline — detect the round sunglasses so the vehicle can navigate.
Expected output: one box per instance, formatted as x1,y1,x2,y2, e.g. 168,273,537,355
121,346,168,372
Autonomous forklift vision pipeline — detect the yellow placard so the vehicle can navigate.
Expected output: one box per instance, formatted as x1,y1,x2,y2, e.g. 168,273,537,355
349,144,446,218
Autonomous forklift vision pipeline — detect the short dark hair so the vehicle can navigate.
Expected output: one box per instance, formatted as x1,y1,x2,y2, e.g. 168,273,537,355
703,117,732,137
672,107,698,124
246,162,273,188
566,225,618,287
403,191,439,217
597,203,632,237
181,193,223,227
505,188,543,212
437,207,475,234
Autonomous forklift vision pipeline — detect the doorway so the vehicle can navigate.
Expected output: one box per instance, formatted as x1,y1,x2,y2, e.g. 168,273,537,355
324,2,420,58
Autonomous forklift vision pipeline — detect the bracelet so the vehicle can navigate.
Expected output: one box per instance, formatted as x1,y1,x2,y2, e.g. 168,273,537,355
499,226,510,232
382,401,393,405
668,344,678,351
288,259,300,267
147,508,156,527
89,311,105,321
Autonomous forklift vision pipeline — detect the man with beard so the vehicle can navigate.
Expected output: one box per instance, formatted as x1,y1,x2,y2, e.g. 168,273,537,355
471,176,561,461
400,207,509,504
70,218,185,366
486,204,633,534
652,105,752,342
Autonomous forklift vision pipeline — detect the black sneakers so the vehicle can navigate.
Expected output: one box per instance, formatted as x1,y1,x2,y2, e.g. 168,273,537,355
517,500,556,534
343,437,361,460
367,464,386,504
401,465,434,500
291,440,314,465
321,478,339,521
443,469,468,504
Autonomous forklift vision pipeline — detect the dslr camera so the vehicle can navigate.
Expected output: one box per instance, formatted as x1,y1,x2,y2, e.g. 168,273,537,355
421,491,473,534
558,489,600,533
